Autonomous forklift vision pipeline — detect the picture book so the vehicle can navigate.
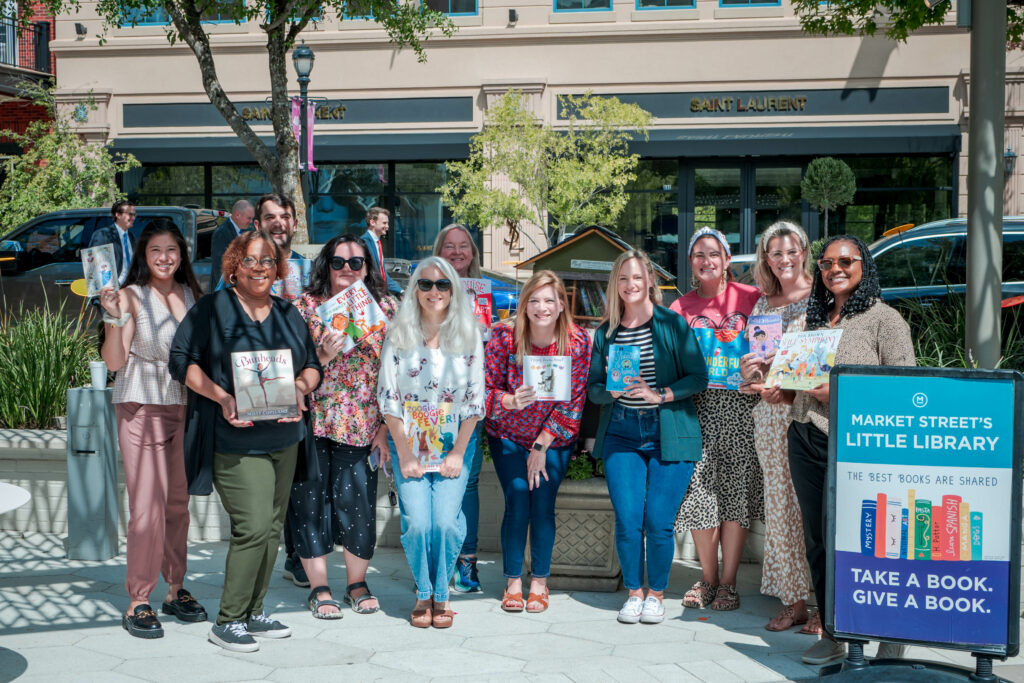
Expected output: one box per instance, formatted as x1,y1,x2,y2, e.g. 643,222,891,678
764,329,843,390
747,314,783,361
403,401,458,473
81,243,118,297
315,280,388,354
462,278,494,328
692,326,749,391
607,344,641,392
271,258,312,302
523,355,571,401
231,349,298,421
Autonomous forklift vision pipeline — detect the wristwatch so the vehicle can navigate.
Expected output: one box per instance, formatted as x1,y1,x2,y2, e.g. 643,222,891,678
657,388,668,404
531,442,545,452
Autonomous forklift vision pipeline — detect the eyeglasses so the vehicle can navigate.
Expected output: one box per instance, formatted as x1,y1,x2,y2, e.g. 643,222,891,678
416,278,452,293
817,256,863,271
329,256,365,271
240,256,278,269
768,249,802,262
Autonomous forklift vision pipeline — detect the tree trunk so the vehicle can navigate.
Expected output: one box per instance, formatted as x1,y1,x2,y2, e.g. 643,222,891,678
823,207,830,240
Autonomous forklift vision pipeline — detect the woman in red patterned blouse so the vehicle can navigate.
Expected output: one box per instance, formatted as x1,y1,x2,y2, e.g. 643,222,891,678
484,270,592,614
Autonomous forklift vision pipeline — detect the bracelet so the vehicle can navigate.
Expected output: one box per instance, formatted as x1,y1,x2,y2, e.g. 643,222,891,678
102,311,132,327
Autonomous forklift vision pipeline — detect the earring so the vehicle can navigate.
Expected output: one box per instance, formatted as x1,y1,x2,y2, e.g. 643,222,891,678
227,273,237,285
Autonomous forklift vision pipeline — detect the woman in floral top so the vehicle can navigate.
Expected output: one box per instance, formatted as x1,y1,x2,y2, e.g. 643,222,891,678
484,271,591,614
288,235,397,619
378,256,484,629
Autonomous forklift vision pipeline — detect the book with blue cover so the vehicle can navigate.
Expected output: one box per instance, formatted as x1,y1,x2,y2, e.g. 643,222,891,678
607,344,641,392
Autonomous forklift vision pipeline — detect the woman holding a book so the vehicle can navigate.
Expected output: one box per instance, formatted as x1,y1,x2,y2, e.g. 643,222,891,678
588,249,707,624
671,227,764,613
769,235,915,665
99,220,207,640
484,270,591,614
377,256,484,628
737,221,814,633
168,230,322,653
287,235,398,619
432,223,488,593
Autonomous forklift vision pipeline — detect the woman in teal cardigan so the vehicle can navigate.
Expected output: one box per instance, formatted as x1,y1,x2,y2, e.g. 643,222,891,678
588,249,707,625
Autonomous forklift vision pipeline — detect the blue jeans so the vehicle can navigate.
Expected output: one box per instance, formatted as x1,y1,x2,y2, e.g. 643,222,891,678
488,436,574,579
389,433,472,603
601,403,695,592
459,423,485,556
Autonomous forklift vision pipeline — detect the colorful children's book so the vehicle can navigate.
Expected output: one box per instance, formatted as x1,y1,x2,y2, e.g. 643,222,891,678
315,280,388,355
692,327,749,391
81,243,118,297
231,349,298,421
403,401,458,473
764,329,843,390
523,355,571,401
607,344,641,392
747,314,783,361
270,258,312,302
462,278,494,328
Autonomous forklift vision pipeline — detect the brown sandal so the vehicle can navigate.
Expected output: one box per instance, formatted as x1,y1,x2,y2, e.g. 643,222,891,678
410,600,432,628
525,589,549,614
766,604,809,631
682,581,718,609
798,610,823,635
501,589,524,613
431,601,454,628
710,584,740,611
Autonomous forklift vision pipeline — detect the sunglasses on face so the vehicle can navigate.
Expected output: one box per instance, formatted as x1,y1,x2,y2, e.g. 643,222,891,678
416,278,452,293
329,256,365,271
817,256,863,271
240,256,278,269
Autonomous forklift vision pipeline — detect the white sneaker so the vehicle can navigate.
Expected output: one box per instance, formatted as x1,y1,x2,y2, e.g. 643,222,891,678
875,642,907,659
802,637,847,665
617,596,644,624
639,596,665,624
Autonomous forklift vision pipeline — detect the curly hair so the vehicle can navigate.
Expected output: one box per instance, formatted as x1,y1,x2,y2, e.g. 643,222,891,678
305,234,385,302
221,230,288,285
805,235,881,330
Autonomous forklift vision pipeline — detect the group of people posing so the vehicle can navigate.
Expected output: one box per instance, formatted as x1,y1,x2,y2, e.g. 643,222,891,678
98,192,914,666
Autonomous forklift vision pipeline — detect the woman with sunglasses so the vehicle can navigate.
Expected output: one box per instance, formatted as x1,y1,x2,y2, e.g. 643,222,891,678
378,256,484,628
169,230,321,653
773,235,914,665
286,235,398,619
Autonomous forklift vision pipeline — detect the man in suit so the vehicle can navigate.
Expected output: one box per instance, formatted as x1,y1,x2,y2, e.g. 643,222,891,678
360,206,403,296
209,199,254,290
88,200,137,285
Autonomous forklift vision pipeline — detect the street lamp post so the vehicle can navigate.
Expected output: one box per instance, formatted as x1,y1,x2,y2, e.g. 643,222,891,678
292,40,315,233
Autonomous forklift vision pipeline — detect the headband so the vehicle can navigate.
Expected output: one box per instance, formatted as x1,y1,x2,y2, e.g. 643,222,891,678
688,227,731,258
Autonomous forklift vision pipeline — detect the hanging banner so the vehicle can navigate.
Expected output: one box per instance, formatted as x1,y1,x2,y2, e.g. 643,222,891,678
305,98,317,172
290,97,301,151
827,365,1022,657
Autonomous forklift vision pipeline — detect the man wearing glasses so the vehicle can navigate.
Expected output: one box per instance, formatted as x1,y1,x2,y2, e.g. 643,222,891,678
89,201,138,285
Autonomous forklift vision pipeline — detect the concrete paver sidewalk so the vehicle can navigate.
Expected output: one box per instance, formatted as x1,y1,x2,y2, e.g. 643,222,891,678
1,532,1022,682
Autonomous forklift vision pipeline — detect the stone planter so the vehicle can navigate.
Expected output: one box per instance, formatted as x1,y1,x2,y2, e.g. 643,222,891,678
546,477,622,592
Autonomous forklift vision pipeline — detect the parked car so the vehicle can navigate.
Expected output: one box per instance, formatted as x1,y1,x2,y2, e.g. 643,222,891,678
0,206,227,315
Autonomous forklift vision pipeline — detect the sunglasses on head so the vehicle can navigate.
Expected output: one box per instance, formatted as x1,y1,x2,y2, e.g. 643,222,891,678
416,278,452,293
329,256,365,271
817,256,863,271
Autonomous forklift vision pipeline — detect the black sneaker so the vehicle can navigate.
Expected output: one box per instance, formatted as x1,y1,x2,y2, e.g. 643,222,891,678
283,555,310,588
247,613,292,638
161,588,208,623
122,604,163,639
209,621,259,652
452,556,482,593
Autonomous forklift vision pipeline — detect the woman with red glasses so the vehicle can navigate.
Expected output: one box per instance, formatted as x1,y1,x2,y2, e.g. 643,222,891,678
378,256,484,628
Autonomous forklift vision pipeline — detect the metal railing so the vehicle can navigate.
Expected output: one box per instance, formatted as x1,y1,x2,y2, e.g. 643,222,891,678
0,19,52,74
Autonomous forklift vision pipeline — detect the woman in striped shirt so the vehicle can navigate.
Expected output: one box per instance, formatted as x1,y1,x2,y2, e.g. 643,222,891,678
588,249,708,625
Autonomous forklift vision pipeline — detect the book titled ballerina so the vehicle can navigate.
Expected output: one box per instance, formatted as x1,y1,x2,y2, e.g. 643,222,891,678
403,401,458,473
747,314,783,361
606,344,641,392
81,243,118,297
231,349,298,421
764,329,843,390
462,278,494,328
523,355,571,401
315,280,388,354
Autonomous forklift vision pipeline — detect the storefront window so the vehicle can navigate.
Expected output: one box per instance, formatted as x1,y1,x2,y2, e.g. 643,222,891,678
394,163,451,260
211,165,273,210
309,164,388,242
694,167,741,253
754,166,803,245
124,165,204,207
616,160,679,277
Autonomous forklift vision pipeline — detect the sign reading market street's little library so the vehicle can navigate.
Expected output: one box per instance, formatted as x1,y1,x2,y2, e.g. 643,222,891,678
827,366,1022,657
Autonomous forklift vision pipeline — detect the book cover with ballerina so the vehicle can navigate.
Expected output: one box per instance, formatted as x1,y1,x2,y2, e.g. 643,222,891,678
764,329,843,390
230,349,298,421
81,243,118,297
523,355,571,401
315,280,388,354
403,402,458,473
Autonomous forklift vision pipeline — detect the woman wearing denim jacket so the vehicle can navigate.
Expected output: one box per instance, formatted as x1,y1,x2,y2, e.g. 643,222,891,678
588,249,708,625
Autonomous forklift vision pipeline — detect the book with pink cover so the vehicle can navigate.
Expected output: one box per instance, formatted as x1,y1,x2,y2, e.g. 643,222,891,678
403,401,458,473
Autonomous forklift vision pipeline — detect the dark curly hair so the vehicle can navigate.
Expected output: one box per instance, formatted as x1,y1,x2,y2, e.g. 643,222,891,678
221,230,289,284
805,234,881,330
305,234,385,302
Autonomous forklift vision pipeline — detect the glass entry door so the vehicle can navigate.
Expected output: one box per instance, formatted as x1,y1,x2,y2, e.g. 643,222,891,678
693,167,742,255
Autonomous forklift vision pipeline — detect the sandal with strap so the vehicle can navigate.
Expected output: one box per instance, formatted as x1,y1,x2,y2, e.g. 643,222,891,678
682,581,718,609
799,609,824,636
344,581,380,615
431,600,454,628
710,583,740,611
766,603,809,631
307,586,344,620
525,589,549,614
411,600,432,628
501,589,524,613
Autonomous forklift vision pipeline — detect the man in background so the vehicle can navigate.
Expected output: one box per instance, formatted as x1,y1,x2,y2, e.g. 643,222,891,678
88,201,137,285
209,199,254,290
360,206,403,296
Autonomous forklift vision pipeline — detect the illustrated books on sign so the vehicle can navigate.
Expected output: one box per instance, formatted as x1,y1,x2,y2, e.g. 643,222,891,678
403,402,458,473
231,349,298,421
523,355,571,401
82,243,118,297
315,280,388,355
764,329,843,390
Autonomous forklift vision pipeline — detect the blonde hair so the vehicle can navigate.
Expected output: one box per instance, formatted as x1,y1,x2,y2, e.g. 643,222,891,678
432,223,482,278
753,221,813,297
509,270,574,362
385,256,480,354
602,250,662,338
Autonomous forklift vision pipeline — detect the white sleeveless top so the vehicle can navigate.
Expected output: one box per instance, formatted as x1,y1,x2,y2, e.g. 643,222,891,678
112,284,195,406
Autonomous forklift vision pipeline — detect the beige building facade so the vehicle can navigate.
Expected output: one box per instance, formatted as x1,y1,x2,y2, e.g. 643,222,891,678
49,0,1023,280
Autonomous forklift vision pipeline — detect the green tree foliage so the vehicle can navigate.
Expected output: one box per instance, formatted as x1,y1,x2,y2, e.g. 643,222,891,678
801,156,857,239
440,91,652,248
0,82,140,233
791,0,1024,44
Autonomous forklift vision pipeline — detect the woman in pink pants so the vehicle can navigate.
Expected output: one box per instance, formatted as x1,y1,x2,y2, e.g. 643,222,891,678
99,219,207,639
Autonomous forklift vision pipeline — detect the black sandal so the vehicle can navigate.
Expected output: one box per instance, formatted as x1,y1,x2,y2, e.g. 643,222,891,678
344,581,380,614
307,585,344,620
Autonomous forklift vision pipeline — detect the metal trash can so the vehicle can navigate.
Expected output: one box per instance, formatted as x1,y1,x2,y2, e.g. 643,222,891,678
65,386,119,560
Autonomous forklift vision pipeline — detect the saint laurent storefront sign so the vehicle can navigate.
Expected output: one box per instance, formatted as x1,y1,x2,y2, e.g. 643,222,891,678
689,95,808,113
240,103,346,121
